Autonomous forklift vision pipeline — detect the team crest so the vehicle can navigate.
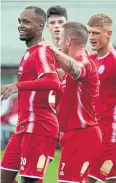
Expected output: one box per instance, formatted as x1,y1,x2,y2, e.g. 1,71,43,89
24,51,30,60
98,65,105,74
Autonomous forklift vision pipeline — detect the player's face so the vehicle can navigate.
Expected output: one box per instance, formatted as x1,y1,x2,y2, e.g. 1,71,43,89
87,26,111,51
46,15,67,40
59,28,69,54
18,9,42,41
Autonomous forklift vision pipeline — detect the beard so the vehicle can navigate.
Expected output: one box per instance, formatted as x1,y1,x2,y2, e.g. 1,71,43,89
19,37,27,41
19,36,34,42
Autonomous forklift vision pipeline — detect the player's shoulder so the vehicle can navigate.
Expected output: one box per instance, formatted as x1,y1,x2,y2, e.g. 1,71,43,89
84,54,99,74
46,46,55,57
87,52,99,68
82,52,97,65
105,48,116,67
37,44,53,53
89,53,98,60
35,45,55,60
77,53,97,74
110,48,116,60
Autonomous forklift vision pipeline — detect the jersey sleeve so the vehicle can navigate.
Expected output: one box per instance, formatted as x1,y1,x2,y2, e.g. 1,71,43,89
75,57,97,80
74,58,89,79
36,46,57,78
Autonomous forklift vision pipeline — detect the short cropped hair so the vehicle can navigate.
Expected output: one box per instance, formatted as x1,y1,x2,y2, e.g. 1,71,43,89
25,6,46,24
62,22,88,46
46,5,68,21
87,13,112,27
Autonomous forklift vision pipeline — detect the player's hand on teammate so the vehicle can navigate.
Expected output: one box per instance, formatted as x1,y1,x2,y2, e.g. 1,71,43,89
39,40,55,49
0,83,18,100
39,40,59,56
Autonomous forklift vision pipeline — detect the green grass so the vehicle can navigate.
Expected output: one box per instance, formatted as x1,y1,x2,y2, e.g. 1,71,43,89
44,151,60,183
1,150,101,183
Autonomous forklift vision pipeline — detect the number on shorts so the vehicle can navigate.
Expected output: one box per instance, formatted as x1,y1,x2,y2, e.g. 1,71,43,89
61,162,65,170
21,157,26,166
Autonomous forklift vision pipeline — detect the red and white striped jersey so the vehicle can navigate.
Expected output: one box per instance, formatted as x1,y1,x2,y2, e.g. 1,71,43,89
93,48,116,142
15,45,59,138
58,54,99,133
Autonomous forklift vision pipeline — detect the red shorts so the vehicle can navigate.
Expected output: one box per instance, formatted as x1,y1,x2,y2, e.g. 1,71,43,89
88,141,116,182
58,125,102,183
1,132,57,179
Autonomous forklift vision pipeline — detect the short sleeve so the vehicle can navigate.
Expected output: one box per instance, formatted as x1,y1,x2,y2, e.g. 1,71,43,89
36,46,57,78
75,57,90,79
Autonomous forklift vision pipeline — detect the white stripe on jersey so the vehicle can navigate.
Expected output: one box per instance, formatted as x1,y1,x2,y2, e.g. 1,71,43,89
111,105,116,142
39,47,51,73
77,84,86,128
27,122,34,133
28,91,36,122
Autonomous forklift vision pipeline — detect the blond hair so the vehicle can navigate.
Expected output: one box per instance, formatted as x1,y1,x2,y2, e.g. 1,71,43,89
87,13,112,27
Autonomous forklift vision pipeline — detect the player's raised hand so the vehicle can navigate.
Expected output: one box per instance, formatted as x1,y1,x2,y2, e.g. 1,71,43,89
0,83,18,101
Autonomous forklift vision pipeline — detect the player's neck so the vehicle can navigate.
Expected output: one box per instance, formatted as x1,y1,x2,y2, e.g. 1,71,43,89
26,37,42,48
52,38,60,48
97,42,112,58
69,46,86,58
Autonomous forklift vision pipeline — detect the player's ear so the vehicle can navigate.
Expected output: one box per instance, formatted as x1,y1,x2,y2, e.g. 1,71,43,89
108,30,112,38
37,23,44,31
66,37,71,47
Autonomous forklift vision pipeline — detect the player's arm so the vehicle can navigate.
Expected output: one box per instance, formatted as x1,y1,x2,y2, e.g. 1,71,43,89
56,69,65,81
52,47,85,79
39,41,86,80
0,47,60,100
16,47,60,91
0,73,60,100
16,73,60,91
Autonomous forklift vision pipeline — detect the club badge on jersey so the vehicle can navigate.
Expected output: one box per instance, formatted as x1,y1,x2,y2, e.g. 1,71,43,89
98,65,105,74
24,51,30,61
